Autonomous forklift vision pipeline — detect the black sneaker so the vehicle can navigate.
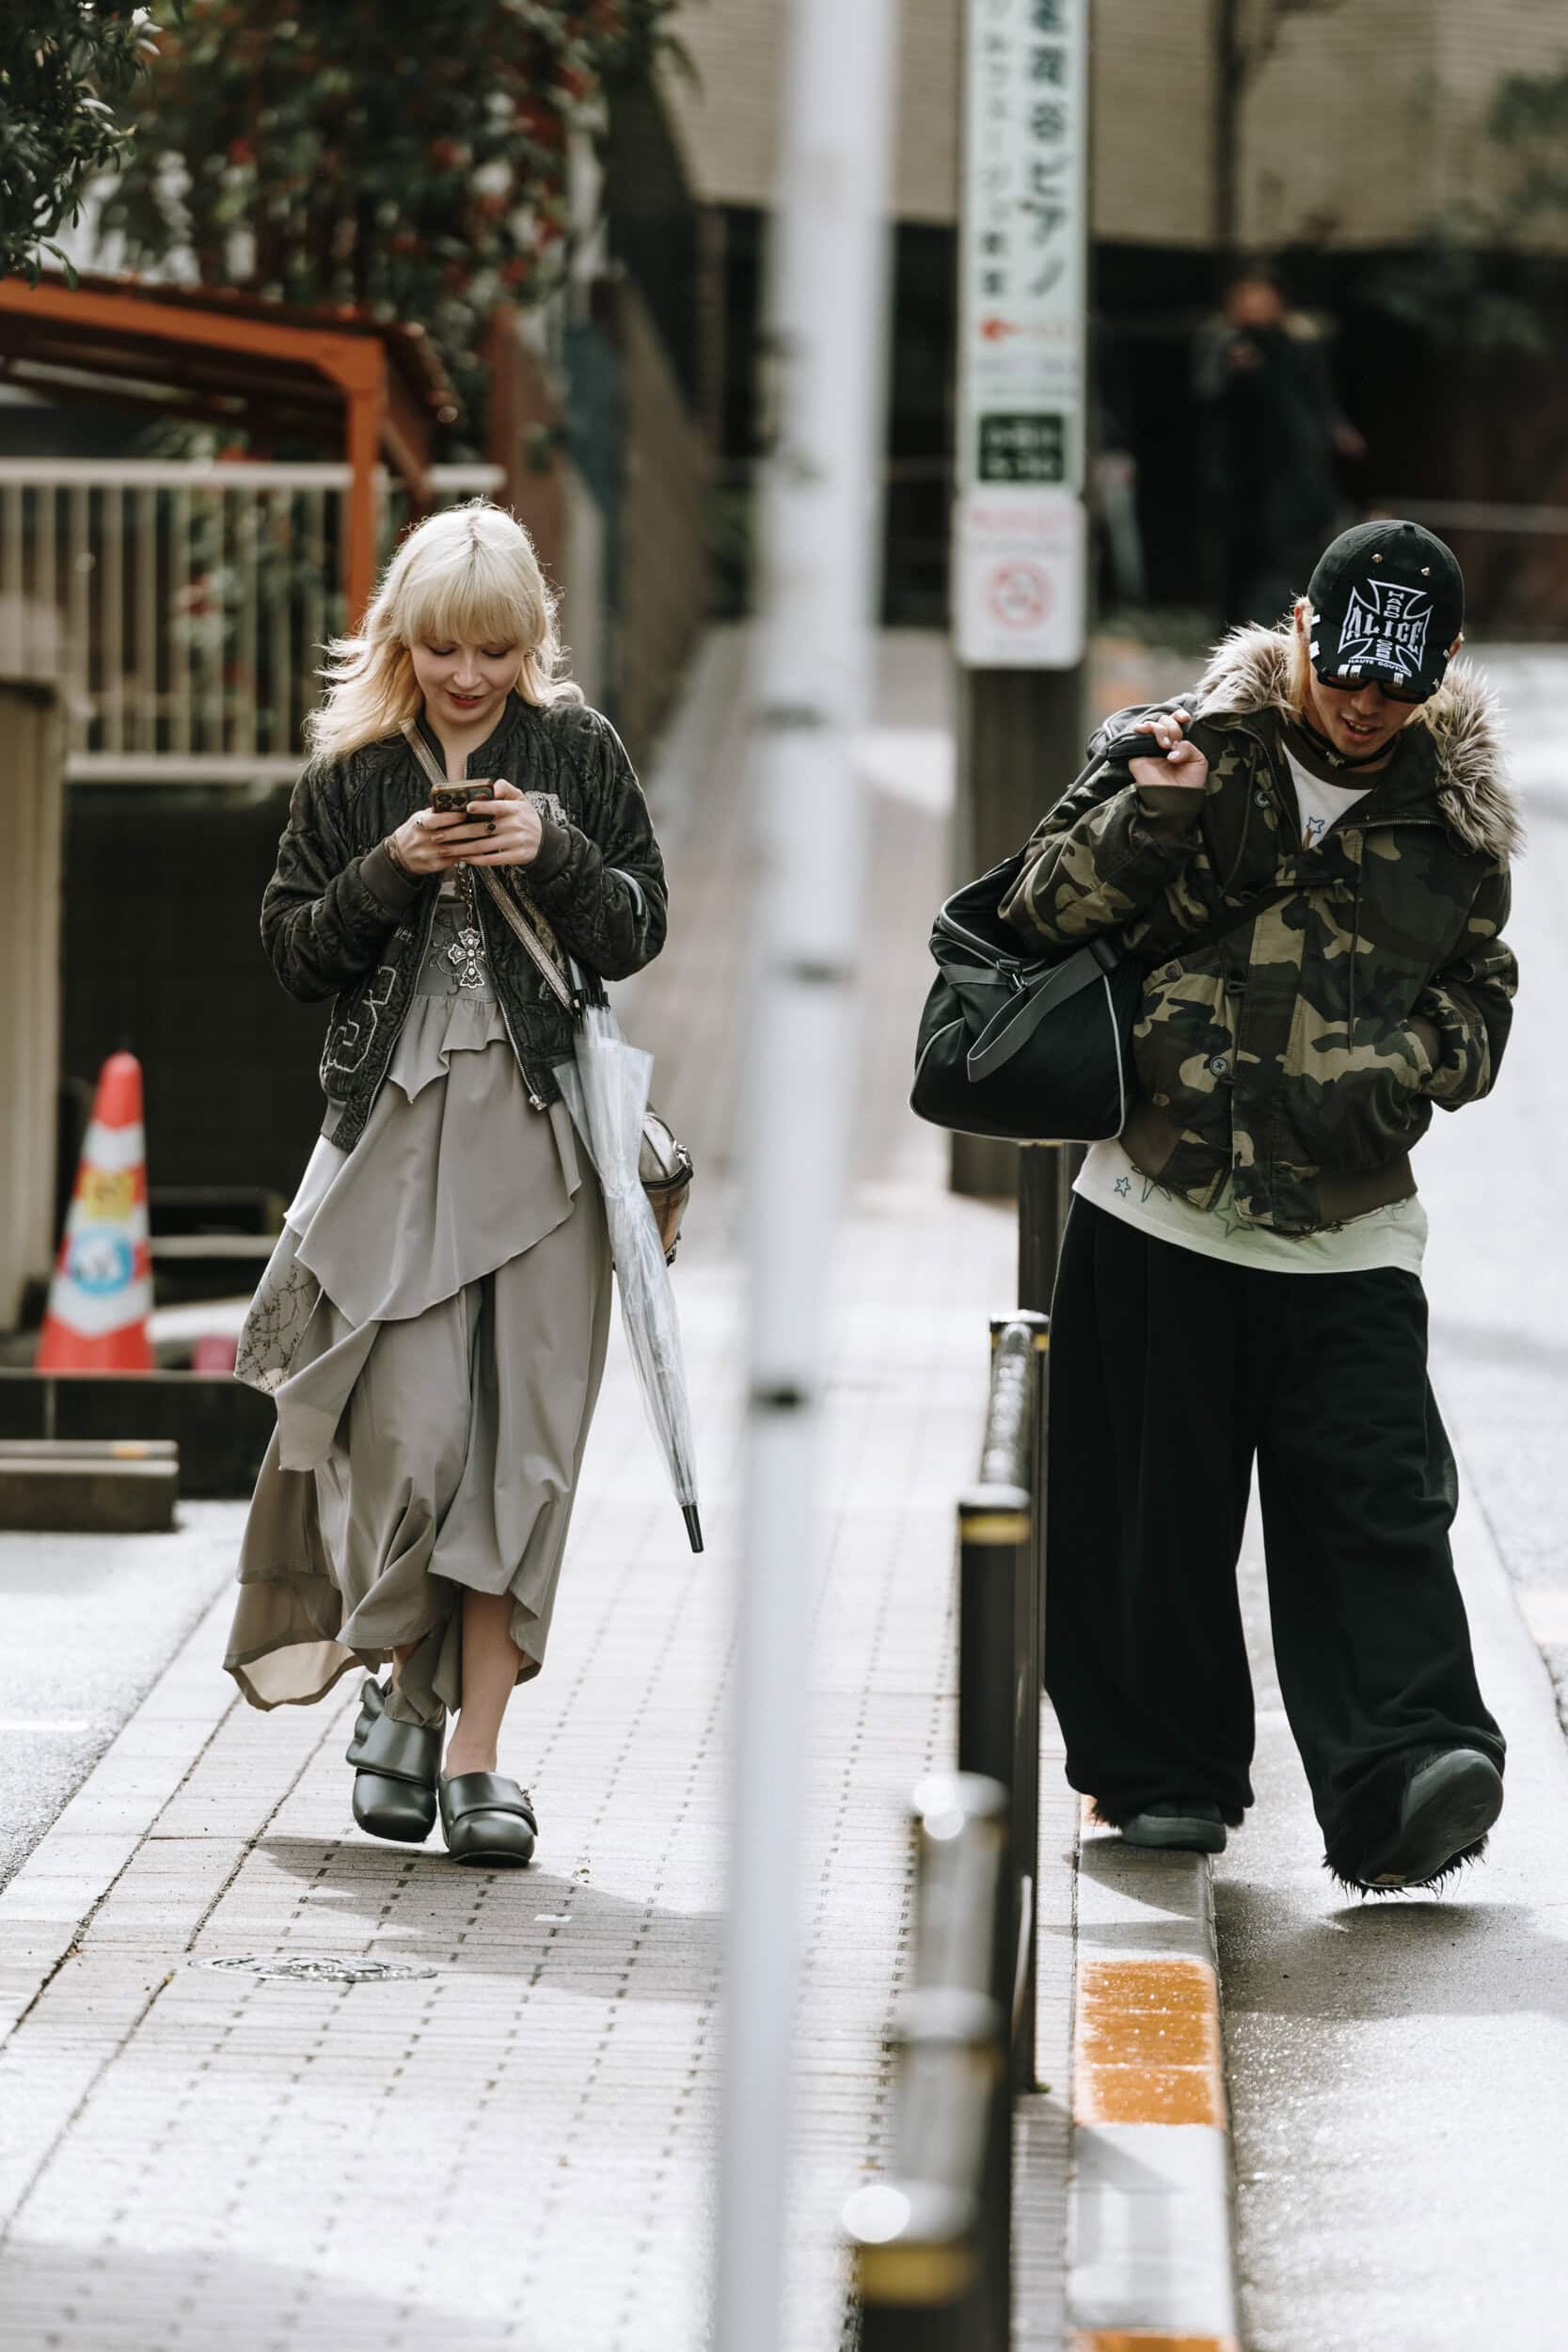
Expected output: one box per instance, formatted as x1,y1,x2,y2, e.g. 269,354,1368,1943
1350,1746,1503,1891
1118,1799,1227,1854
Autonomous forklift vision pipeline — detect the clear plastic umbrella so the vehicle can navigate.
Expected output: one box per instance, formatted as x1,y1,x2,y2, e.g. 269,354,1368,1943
555,982,704,1553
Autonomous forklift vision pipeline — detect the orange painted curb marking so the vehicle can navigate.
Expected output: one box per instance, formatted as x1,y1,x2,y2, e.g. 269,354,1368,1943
1070,2333,1242,2351
1073,1955,1227,2130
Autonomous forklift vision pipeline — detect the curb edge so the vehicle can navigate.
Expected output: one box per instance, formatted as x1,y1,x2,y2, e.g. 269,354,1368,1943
1065,1798,1241,2350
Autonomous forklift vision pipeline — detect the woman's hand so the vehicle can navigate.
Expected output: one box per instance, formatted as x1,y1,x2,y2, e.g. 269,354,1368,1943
1128,707,1209,794
450,779,544,867
386,780,544,874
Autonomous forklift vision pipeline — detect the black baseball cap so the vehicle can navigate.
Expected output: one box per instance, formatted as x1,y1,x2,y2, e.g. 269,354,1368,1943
1307,520,1465,701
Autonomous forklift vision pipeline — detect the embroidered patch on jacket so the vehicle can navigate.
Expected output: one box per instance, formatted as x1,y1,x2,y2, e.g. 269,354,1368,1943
1337,580,1432,683
320,961,399,1081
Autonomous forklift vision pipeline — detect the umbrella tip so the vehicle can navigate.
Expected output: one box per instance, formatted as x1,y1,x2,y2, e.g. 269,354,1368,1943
682,1503,705,1554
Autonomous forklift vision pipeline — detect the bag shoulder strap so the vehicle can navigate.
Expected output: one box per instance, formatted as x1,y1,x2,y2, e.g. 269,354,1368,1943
1168,878,1297,963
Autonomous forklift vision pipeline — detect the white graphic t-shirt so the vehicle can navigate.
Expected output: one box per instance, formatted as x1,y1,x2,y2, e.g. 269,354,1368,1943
1282,743,1371,850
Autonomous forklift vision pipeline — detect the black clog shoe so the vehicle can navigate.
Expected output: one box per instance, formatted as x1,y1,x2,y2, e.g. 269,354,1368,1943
438,1772,538,1867
344,1677,442,1845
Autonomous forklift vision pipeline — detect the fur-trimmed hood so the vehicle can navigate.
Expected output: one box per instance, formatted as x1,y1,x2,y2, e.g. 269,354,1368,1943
1191,623,1524,863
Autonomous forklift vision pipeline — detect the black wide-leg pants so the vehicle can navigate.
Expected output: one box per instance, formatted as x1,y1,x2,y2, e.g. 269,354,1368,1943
1046,1199,1504,1846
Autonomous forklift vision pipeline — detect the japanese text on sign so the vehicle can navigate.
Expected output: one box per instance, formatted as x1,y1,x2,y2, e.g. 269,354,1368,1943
958,0,1086,499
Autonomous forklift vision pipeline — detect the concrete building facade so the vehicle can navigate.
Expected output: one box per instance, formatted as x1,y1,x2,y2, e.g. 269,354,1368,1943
664,1,1568,632
665,0,1568,250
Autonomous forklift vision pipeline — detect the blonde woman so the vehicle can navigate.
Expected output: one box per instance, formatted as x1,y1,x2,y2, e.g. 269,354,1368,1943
226,501,666,1866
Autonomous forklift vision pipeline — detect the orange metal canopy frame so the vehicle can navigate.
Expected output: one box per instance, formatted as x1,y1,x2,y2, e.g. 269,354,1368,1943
0,270,463,625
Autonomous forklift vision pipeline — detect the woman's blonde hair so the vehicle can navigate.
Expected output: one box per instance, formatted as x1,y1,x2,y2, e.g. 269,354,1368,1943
305,499,580,764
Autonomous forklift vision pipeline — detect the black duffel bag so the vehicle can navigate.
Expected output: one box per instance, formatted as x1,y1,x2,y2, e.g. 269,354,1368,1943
910,849,1146,1144
910,791,1291,1144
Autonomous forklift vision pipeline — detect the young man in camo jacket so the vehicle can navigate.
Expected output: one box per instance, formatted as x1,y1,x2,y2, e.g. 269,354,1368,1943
1003,520,1519,1893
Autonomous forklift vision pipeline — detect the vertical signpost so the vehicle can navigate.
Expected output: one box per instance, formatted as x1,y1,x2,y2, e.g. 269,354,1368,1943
952,0,1090,1282
955,0,1088,676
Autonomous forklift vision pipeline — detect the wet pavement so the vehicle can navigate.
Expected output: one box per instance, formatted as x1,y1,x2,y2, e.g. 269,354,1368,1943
1215,648,1568,2352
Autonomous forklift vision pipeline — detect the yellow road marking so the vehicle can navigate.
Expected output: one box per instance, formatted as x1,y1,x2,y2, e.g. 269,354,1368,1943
1071,2333,1242,2351
1073,1956,1227,2130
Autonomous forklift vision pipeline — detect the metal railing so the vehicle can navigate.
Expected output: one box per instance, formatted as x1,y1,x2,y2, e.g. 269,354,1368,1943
0,459,502,783
846,1311,1049,2351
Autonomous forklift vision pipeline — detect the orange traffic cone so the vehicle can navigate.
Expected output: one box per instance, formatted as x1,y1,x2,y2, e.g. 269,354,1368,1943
36,1051,154,1374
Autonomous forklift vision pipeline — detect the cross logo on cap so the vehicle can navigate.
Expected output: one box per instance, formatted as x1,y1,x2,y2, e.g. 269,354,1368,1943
1336,579,1433,684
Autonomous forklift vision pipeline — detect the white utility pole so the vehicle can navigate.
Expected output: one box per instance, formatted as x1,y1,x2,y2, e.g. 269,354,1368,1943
715,0,898,2346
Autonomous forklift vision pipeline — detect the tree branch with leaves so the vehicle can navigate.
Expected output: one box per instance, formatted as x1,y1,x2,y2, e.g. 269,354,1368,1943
0,2,169,282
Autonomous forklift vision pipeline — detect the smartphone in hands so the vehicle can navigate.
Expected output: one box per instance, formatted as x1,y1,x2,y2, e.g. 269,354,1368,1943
429,781,492,813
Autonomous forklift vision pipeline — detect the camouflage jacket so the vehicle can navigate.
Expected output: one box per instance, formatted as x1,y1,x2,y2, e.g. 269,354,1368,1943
261,693,666,1150
1000,626,1522,1236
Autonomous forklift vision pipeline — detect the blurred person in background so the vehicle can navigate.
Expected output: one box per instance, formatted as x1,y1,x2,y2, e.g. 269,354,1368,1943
1001,519,1518,1895
224,501,667,1868
1093,321,1148,610
1196,261,1367,628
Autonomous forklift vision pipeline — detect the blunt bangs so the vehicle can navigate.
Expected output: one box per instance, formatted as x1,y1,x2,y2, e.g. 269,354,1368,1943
305,500,580,765
395,541,536,655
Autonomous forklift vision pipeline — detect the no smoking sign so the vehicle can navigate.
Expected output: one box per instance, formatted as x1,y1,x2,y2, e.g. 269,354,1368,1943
957,490,1084,669
986,559,1053,631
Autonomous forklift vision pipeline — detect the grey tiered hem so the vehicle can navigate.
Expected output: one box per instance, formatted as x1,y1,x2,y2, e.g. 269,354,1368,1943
225,891,611,1726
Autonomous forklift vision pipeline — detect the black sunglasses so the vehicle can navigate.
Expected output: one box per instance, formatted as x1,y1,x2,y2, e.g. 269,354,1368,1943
1317,672,1430,708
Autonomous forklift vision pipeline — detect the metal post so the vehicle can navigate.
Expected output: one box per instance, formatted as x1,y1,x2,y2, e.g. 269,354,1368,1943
957,1477,1029,2352
1018,1139,1083,1311
1032,1317,1052,1695
845,1775,1008,2352
718,3,898,2347
989,1313,1047,2095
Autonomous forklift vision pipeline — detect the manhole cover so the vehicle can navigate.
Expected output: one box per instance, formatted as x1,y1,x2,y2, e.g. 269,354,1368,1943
198,1954,437,1984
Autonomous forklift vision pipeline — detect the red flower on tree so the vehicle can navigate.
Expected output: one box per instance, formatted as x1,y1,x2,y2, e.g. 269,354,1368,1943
514,99,564,150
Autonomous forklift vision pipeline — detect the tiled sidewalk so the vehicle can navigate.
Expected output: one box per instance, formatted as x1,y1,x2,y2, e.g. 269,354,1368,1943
0,634,1070,2350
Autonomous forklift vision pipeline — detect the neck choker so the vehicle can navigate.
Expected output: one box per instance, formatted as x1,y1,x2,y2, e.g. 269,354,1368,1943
1294,715,1392,774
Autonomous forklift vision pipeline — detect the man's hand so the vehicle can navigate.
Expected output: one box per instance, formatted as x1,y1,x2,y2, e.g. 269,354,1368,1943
1129,708,1209,795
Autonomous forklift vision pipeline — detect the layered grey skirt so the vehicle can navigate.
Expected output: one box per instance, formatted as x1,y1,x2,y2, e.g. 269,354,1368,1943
225,893,611,1726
